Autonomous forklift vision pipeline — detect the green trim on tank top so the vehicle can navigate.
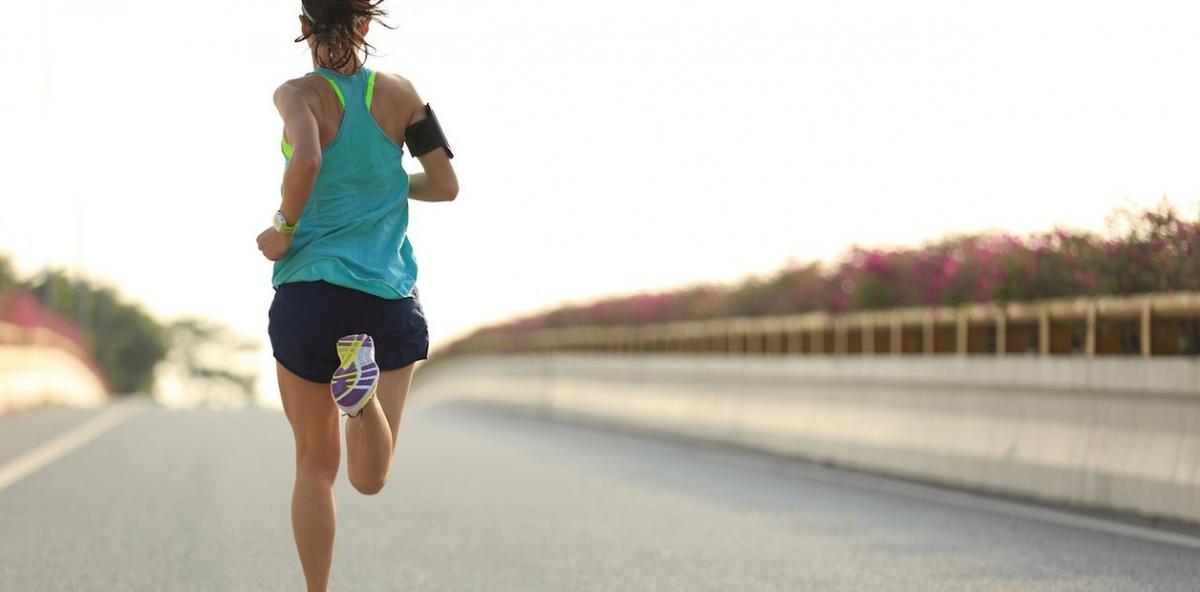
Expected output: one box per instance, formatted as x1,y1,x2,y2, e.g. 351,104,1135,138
315,73,346,107
280,70,377,159
365,71,378,109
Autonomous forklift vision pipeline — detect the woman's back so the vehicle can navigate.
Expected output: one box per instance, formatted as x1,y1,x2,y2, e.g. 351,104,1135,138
282,68,424,155
272,67,423,300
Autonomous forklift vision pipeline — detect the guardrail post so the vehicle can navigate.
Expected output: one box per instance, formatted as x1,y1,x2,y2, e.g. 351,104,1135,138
1085,301,1097,358
1141,299,1152,358
923,312,934,355
1039,307,1050,356
834,320,847,355
862,316,875,356
890,315,902,356
956,310,968,356
995,308,1007,356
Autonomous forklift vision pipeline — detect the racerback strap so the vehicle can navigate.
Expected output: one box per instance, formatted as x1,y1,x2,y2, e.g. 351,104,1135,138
280,69,381,159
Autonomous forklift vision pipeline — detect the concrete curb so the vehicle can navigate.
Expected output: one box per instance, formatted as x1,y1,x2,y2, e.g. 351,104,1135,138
413,353,1200,523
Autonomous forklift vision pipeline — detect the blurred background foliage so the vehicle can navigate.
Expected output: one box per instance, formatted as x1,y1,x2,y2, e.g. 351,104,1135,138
468,201,1199,339
0,257,18,290
0,259,261,400
161,318,259,402
0,267,168,394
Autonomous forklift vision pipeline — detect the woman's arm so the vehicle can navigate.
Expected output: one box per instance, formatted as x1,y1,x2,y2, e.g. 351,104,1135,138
407,147,457,201
397,80,458,202
258,81,322,261
274,82,323,223
408,168,457,202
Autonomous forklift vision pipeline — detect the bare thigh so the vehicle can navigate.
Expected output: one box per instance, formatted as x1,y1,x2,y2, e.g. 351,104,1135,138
376,363,417,448
277,362,341,469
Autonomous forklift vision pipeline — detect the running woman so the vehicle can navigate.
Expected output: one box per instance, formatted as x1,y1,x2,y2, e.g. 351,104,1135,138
256,1,457,590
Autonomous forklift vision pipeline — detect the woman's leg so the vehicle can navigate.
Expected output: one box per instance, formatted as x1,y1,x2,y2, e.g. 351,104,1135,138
344,363,416,494
277,362,342,592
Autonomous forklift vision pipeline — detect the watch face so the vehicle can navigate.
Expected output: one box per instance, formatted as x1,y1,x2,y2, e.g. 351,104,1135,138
273,211,286,231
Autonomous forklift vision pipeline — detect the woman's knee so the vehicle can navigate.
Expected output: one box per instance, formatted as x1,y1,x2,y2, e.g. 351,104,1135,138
349,471,387,496
295,442,341,480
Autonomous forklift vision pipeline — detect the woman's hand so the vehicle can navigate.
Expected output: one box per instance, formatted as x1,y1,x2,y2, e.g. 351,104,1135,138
257,227,294,261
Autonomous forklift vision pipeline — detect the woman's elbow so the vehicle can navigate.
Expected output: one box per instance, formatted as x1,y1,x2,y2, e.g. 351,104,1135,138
289,153,323,176
442,179,459,201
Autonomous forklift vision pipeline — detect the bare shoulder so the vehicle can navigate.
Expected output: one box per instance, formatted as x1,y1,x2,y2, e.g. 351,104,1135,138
273,76,324,109
374,72,426,111
371,72,429,128
374,72,419,97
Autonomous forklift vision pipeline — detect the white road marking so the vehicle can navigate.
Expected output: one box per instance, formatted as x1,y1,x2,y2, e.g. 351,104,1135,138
0,402,144,493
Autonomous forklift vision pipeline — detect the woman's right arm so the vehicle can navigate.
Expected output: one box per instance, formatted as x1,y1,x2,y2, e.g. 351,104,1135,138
408,148,458,202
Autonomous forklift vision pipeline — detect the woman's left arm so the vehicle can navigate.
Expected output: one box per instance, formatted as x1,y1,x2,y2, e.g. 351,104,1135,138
258,81,323,261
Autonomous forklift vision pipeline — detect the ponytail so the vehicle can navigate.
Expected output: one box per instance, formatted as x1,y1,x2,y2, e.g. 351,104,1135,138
295,0,393,71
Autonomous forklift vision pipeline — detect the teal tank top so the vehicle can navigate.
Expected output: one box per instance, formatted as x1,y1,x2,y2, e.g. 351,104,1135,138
271,67,417,300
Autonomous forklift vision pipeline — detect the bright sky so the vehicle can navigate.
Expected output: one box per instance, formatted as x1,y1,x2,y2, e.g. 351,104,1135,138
3,1,1200,396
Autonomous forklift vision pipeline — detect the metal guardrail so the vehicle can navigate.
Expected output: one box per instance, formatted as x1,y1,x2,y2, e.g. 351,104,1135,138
450,292,1200,358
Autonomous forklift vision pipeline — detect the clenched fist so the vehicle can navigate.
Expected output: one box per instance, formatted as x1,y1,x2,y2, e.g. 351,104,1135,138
257,227,294,261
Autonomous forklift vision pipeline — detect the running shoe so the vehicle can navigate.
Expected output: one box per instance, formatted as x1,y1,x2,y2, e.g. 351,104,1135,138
331,333,379,420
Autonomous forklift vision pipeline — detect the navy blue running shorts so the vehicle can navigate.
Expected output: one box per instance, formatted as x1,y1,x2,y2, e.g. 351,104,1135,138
268,281,430,383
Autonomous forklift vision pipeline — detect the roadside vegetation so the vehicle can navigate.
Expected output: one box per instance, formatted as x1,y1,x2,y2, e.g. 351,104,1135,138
465,200,1199,341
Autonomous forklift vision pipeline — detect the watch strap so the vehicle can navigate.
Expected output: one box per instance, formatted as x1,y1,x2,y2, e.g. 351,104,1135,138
274,211,298,234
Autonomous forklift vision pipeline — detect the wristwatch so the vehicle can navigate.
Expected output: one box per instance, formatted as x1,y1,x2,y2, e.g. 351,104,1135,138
273,211,298,234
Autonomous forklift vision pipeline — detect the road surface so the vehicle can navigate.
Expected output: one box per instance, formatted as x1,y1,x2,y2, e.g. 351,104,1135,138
1,397,1198,591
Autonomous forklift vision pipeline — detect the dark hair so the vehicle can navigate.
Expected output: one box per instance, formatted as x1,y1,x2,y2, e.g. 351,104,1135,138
295,0,394,71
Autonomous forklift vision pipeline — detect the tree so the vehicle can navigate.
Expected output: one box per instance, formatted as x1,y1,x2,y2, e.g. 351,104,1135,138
0,255,16,292
156,318,259,407
24,270,167,394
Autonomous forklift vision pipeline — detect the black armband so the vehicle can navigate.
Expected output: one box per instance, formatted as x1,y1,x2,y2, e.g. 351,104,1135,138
405,104,454,159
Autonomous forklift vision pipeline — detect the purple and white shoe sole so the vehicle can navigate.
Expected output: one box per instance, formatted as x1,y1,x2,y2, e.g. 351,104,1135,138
331,334,379,418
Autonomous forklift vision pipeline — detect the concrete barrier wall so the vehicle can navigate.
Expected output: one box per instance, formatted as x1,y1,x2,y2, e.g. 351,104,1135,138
413,353,1200,523
0,345,108,414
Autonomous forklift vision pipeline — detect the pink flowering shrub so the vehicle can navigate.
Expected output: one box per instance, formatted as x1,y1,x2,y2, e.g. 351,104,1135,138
465,201,1199,342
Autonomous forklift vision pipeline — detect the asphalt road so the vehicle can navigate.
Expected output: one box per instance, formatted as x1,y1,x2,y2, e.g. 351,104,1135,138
2,397,1199,591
